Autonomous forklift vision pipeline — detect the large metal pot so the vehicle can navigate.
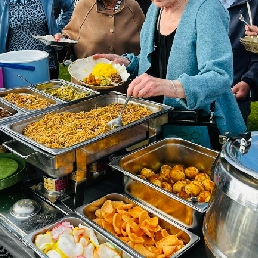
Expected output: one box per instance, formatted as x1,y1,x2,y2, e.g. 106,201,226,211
203,131,258,258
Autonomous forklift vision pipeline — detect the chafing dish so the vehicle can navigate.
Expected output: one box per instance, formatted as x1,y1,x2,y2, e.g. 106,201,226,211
31,79,100,103
76,193,199,258
109,138,218,236
0,92,171,177
24,216,131,258
0,87,64,113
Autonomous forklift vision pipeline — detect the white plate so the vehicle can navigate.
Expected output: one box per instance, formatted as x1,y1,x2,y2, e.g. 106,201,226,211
68,56,130,89
33,35,78,46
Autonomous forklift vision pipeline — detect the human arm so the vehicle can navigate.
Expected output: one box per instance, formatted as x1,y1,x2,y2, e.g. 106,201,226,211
54,0,74,32
127,74,185,99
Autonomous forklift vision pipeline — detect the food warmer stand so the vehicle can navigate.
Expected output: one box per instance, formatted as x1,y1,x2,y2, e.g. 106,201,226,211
0,89,210,257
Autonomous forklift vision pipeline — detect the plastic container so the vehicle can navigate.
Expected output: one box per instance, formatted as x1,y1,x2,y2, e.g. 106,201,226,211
0,68,3,88
0,50,50,88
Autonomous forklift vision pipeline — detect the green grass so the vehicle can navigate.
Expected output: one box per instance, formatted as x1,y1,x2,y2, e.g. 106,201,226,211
59,64,71,82
59,64,258,132
248,102,258,131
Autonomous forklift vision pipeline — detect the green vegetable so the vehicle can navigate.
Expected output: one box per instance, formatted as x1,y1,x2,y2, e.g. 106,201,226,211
0,157,19,179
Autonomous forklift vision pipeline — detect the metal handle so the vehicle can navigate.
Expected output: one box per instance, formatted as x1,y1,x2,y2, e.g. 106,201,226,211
120,95,131,116
2,140,36,159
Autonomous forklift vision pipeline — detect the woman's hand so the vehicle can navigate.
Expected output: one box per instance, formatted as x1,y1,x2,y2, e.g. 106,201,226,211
54,33,63,42
127,73,185,99
245,25,258,36
92,53,130,66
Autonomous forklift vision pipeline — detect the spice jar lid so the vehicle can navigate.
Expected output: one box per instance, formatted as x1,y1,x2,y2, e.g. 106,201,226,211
222,131,258,179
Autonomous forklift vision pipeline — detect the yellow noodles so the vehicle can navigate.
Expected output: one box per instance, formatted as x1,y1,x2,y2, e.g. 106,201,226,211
23,103,153,148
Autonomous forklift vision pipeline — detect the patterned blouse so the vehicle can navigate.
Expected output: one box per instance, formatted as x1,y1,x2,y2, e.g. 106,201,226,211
8,0,58,70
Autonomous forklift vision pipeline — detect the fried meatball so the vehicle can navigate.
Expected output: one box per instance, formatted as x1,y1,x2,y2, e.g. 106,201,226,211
193,180,205,191
140,168,155,178
185,166,199,179
160,165,172,181
184,182,201,197
194,172,210,182
178,190,190,200
197,190,211,203
161,181,173,192
172,165,184,173
172,180,187,193
148,174,162,188
170,169,185,182
202,179,215,192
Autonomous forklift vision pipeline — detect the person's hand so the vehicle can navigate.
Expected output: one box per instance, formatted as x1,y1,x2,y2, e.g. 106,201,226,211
127,73,185,98
232,81,250,100
245,25,258,36
54,33,63,42
92,54,130,66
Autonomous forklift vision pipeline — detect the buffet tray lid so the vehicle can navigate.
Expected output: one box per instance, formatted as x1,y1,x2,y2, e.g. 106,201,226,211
109,138,218,212
75,193,199,258
222,131,258,179
0,92,173,155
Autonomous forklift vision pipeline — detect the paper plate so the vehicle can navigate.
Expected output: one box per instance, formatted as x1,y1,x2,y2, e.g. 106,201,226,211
68,57,130,90
33,35,78,47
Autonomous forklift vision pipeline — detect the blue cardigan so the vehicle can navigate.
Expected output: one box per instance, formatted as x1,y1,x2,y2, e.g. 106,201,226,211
0,0,74,53
126,0,246,135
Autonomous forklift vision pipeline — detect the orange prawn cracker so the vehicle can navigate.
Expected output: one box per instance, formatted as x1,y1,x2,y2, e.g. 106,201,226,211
92,200,185,257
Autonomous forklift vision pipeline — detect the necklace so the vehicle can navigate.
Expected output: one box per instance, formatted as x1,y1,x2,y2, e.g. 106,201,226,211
97,0,122,11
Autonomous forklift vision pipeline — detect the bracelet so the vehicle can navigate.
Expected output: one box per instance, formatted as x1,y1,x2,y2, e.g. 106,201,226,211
170,80,177,97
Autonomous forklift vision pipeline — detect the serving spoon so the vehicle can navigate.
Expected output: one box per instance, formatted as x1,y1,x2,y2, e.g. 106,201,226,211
107,95,131,129
239,13,249,25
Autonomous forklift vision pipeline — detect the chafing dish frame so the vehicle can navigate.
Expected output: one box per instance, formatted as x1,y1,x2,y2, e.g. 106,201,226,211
0,92,172,177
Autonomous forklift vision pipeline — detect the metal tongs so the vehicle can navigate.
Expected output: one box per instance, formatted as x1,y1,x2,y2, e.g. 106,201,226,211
107,95,131,129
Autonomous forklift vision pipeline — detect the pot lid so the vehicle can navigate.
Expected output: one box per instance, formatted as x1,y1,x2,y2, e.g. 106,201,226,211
222,131,258,179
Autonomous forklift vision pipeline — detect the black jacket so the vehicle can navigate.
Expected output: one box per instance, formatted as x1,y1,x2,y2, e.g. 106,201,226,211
228,0,258,100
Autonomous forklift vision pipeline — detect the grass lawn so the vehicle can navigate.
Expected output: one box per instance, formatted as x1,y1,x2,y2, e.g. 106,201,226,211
59,64,258,132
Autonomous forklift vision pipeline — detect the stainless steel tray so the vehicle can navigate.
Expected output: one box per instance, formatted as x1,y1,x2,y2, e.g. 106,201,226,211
31,79,100,103
76,193,199,258
109,138,218,235
0,92,171,177
0,87,64,113
1,92,171,155
0,99,25,125
23,216,131,258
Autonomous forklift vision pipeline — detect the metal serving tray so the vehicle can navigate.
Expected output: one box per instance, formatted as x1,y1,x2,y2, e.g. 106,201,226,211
0,92,171,177
0,87,64,113
32,79,100,103
23,216,131,258
0,99,25,125
1,92,170,155
76,193,199,258
109,138,218,236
